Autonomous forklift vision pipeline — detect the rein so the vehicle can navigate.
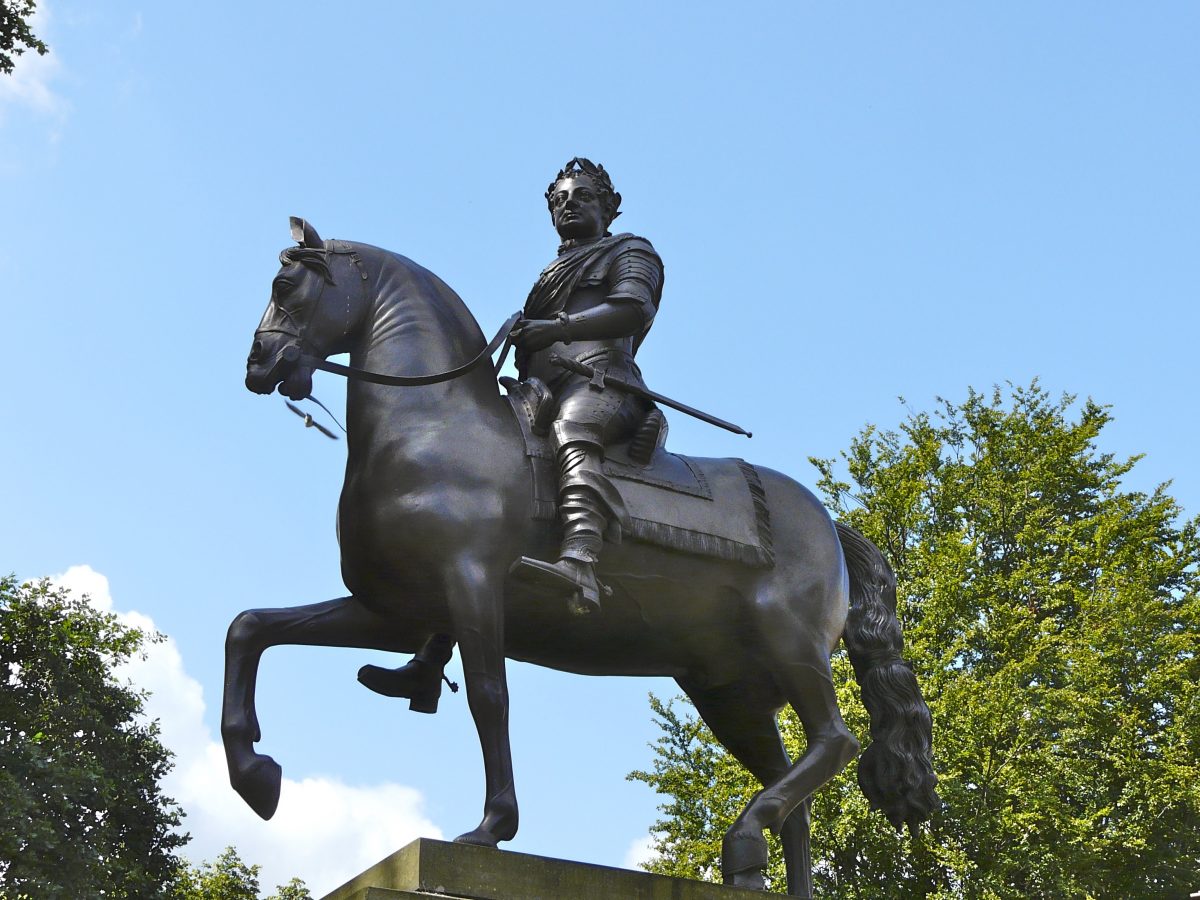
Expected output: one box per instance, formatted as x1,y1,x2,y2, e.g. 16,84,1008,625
282,310,522,387
271,243,522,387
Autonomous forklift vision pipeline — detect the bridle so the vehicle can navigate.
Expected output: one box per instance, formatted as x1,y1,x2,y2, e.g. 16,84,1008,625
258,244,521,388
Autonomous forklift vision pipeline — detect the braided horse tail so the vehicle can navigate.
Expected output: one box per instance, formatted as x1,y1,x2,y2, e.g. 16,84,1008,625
835,521,940,831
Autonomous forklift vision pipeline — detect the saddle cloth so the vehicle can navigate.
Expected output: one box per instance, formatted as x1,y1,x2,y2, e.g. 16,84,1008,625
507,392,774,569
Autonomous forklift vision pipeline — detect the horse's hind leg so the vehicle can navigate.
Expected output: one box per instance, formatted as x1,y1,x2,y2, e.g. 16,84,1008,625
681,679,813,899
719,638,858,896
221,595,397,819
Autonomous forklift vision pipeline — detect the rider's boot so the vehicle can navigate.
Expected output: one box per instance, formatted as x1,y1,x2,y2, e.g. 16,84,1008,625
556,482,608,615
357,633,455,714
511,442,614,615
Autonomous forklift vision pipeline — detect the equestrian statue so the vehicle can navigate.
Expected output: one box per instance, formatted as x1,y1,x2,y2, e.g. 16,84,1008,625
225,158,939,898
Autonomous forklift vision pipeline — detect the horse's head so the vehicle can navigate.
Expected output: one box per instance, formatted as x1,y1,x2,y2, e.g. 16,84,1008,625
246,217,366,400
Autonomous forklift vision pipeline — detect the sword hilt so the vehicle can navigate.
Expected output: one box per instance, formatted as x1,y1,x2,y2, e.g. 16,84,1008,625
548,354,593,378
548,354,752,439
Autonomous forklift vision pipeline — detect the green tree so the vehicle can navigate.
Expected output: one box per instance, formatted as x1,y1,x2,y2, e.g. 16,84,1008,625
1,0,48,75
173,847,261,900
173,847,312,900
267,877,314,900
0,576,187,898
631,384,1200,898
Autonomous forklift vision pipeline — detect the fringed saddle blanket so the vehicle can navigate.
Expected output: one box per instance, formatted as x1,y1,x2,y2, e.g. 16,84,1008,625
508,394,774,569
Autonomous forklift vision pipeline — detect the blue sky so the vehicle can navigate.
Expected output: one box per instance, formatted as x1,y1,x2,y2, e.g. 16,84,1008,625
3,2,1198,894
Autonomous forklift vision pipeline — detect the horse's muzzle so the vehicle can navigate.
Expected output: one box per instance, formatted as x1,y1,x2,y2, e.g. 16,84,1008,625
245,342,309,398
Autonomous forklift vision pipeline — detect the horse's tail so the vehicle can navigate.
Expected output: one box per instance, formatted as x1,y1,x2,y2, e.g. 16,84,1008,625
835,521,939,831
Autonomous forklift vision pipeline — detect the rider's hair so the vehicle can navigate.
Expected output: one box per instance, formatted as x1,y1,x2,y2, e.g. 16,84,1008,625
279,246,335,284
545,158,622,225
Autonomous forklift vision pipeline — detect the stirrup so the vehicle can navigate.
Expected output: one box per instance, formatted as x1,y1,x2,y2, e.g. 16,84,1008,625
509,556,608,615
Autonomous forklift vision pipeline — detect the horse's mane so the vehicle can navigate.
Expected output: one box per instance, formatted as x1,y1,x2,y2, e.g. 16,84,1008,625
323,239,487,360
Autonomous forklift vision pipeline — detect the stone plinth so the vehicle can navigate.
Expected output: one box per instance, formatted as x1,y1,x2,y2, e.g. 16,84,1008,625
320,838,773,900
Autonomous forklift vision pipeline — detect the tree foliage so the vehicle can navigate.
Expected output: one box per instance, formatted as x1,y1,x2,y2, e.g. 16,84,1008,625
0,576,314,899
171,846,312,900
0,576,186,898
631,384,1200,898
173,847,262,900
266,877,314,900
1,0,48,75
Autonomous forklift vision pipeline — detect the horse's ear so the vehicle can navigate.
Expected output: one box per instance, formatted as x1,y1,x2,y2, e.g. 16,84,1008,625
289,216,323,248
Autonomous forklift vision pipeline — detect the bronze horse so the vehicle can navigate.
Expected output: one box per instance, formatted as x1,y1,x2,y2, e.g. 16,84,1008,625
225,220,938,897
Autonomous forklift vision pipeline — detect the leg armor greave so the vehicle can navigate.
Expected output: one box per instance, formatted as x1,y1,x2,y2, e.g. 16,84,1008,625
557,443,608,564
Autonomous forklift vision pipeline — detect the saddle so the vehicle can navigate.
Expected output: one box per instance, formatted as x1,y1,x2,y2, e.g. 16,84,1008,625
502,377,774,569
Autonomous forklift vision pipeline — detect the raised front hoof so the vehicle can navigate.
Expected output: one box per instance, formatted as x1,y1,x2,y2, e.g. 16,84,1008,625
231,754,283,820
357,663,441,714
722,830,769,892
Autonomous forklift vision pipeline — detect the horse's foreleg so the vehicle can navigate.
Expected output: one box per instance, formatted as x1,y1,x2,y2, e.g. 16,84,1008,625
443,558,517,847
221,595,396,819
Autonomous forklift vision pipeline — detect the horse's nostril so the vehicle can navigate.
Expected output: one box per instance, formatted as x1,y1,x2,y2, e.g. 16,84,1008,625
249,340,264,363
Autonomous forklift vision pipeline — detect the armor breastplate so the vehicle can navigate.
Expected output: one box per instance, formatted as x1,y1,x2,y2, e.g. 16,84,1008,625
518,234,662,389
525,282,643,389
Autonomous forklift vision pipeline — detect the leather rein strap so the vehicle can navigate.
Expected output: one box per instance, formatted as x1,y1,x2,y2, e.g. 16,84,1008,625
282,310,523,387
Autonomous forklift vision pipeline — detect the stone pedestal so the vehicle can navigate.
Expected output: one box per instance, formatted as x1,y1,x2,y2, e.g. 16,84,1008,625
320,838,772,900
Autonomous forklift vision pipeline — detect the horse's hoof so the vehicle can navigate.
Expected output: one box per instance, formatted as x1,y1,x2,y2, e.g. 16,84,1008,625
453,801,517,848
453,828,500,848
726,869,767,891
232,754,283,820
722,830,769,891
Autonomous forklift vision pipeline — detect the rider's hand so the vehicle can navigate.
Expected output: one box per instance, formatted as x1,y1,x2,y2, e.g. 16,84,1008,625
510,317,567,352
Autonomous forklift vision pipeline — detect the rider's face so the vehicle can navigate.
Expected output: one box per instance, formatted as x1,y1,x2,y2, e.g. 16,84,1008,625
549,176,608,241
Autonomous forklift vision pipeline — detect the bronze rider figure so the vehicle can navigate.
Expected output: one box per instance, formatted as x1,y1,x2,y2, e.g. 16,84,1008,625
357,157,663,708
508,158,663,614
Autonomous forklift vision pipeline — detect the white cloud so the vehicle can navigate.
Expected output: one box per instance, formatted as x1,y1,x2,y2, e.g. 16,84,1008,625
56,564,113,611
0,0,67,123
622,832,659,871
53,565,443,896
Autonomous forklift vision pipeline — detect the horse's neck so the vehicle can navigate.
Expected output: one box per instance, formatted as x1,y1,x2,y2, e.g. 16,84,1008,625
366,262,485,373
344,253,506,448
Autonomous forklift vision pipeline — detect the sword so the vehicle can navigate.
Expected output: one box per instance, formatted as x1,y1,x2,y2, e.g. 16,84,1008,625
549,354,752,438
